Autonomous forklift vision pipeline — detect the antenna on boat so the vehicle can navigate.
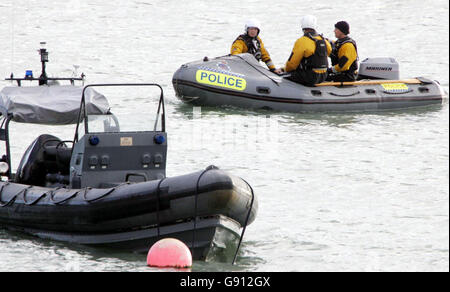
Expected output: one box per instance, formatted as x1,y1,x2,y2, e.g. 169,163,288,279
38,42,49,85
72,65,80,78
72,65,85,86
9,2,15,81
4,42,86,86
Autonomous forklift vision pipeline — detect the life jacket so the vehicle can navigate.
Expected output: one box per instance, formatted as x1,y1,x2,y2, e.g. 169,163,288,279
299,32,329,72
331,36,358,73
235,34,262,61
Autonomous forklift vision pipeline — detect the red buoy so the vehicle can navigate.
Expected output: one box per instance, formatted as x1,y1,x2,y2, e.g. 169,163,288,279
147,238,192,268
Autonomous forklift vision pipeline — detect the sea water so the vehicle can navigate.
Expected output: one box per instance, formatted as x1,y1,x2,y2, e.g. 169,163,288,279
0,0,448,271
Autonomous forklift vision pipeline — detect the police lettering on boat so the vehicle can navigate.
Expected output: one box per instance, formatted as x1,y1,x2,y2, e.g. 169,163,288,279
196,67,247,91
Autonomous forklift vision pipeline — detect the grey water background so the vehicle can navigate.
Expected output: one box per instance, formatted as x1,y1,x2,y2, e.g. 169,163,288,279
0,0,448,271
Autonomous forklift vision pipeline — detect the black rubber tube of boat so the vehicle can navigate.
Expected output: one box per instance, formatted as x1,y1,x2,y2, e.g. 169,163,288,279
50,187,79,205
192,166,212,259
192,165,221,259
4,116,13,179
0,184,33,207
232,178,255,265
155,177,166,240
0,182,11,207
23,188,48,205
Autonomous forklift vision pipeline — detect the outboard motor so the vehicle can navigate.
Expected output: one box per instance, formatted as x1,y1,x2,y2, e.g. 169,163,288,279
15,134,72,187
358,57,400,80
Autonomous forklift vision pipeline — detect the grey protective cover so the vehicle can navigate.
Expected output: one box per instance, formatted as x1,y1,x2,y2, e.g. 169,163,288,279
0,85,110,124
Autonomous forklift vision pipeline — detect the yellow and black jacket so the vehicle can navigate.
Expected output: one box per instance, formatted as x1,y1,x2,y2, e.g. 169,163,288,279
285,33,332,73
330,37,358,74
231,34,275,70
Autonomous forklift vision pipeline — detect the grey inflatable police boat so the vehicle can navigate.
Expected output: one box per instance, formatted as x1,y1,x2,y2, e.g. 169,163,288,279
172,53,446,112
0,49,257,262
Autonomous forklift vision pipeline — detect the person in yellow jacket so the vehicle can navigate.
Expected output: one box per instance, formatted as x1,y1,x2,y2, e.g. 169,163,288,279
327,21,358,82
277,15,332,86
231,19,277,71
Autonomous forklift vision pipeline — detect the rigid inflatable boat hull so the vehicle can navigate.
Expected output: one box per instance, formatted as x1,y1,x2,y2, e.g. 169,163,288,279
0,168,257,261
5,215,240,261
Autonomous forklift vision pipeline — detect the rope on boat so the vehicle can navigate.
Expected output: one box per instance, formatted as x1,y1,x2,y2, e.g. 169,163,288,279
83,187,116,203
155,177,167,240
0,182,11,207
234,55,281,86
23,188,48,205
0,184,121,206
192,165,219,259
328,91,361,97
232,178,255,265
0,181,132,207
0,183,32,207
49,187,79,205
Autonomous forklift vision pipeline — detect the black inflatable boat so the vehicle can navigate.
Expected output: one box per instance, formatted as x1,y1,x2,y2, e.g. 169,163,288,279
0,53,257,262
0,164,256,261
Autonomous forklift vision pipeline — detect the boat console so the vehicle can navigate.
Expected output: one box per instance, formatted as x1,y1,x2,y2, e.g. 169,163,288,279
70,84,167,189
70,129,167,189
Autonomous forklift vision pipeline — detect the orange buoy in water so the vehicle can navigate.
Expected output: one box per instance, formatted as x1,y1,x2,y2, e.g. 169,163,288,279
147,238,192,268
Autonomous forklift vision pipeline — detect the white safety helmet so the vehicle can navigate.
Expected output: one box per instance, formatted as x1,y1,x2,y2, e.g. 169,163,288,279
244,19,261,34
301,15,317,31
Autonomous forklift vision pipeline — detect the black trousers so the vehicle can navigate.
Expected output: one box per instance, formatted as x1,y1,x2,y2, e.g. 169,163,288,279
287,70,327,87
326,72,356,82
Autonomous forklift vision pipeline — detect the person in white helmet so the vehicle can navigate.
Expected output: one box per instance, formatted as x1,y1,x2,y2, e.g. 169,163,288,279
278,15,332,86
231,19,278,71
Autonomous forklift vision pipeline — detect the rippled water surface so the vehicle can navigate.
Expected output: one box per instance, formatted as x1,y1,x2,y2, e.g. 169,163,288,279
0,0,448,271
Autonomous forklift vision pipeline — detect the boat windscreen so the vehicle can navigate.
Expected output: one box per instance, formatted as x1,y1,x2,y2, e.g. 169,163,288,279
79,84,165,134
86,110,163,133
